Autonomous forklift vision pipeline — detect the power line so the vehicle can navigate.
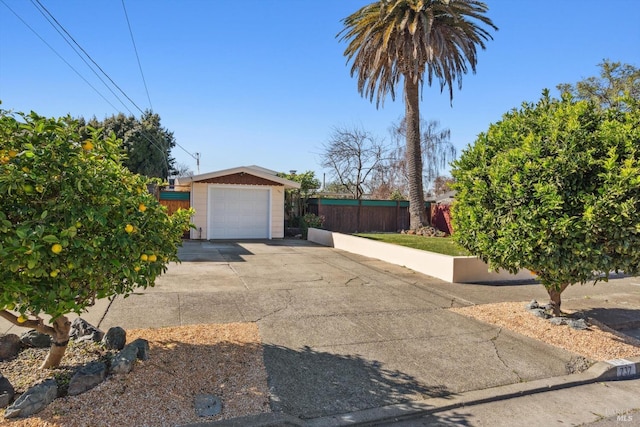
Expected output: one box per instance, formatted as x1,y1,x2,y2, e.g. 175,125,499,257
29,0,135,116
119,0,199,169
30,0,173,173
33,0,147,115
121,0,153,111
3,0,201,174
0,0,121,112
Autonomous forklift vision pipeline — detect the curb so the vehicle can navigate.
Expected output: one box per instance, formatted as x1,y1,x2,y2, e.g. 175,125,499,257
183,357,640,427
306,356,640,426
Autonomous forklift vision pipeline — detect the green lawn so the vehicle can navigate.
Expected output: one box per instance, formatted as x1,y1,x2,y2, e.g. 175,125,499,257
354,233,471,256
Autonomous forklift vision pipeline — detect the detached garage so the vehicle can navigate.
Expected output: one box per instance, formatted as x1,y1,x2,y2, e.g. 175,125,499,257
177,166,300,240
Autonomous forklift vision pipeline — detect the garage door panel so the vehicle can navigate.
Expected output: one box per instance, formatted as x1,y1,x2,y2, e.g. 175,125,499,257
208,187,270,239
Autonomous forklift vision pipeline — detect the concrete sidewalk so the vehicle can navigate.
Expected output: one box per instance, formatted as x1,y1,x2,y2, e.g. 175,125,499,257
2,239,639,425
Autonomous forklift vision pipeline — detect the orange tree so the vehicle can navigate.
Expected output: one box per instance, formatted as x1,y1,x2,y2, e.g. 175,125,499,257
0,109,192,368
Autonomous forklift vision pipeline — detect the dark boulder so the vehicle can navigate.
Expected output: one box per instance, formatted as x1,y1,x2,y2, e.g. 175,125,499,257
0,334,21,360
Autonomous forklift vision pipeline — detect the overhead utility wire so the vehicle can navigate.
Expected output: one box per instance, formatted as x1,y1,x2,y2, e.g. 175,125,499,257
29,0,171,172
118,1,198,166
29,0,135,116
39,0,198,170
33,0,146,115
0,0,120,112
119,0,181,173
28,0,170,173
121,0,152,111
5,0,198,173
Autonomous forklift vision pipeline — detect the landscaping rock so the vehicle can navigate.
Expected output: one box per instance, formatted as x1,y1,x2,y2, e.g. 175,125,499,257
4,378,57,418
401,226,446,237
20,330,52,348
70,318,104,343
194,394,222,417
549,317,566,326
0,334,21,360
102,326,126,350
110,343,139,375
530,308,549,319
567,318,588,330
525,300,539,310
67,361,107,396
130,338,150,361
0,374,15,408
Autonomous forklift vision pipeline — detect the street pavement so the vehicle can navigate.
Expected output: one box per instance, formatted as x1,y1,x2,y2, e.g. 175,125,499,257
2,239,639,426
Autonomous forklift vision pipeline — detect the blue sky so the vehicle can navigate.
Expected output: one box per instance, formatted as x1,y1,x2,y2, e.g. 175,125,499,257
1,0,639,182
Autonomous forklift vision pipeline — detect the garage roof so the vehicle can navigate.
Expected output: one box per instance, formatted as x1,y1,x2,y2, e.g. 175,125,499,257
177,165,301,189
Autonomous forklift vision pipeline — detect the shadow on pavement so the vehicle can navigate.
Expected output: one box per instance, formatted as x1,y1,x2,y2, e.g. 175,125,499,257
262,344,455,420
578,307,640,330
178,241,253,262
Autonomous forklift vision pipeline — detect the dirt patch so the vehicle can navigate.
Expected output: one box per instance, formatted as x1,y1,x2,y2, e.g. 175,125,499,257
1,323,270,426
451,301,640,361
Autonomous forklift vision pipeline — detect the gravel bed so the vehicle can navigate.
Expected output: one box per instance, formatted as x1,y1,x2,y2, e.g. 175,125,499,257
451,301,640,361
1,323,270,426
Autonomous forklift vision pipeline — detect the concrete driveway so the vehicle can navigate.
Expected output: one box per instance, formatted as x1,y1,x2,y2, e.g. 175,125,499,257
5,239,634,422
98,239,579,419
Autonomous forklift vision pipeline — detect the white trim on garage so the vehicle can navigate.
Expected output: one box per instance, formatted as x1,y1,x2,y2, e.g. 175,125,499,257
207,184,272,239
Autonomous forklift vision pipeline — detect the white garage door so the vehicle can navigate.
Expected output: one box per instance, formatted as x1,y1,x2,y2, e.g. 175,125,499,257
208,186,270,239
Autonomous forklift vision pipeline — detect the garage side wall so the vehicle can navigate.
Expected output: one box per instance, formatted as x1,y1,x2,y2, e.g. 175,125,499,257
190,182,208,239
271,186,285,239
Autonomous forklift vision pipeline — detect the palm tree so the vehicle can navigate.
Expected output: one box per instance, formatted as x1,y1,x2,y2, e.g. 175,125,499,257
339,0,497,229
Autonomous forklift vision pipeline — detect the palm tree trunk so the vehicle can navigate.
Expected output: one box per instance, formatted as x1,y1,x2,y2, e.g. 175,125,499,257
404,76,426,229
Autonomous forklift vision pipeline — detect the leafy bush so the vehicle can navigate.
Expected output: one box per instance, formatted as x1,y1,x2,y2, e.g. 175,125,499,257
300,213,325,239
451,92,640,315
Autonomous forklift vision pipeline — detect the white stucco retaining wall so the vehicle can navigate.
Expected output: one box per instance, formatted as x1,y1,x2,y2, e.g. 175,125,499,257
307,228,533,283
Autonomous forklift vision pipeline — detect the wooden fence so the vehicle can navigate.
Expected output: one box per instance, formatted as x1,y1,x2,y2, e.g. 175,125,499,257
158,191,190,214
158,191,191,237
307,198,432,233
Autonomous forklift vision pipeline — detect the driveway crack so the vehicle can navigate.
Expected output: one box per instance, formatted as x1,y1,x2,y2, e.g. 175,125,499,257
490,328,522,382
228,263,250,290
254,290,292,322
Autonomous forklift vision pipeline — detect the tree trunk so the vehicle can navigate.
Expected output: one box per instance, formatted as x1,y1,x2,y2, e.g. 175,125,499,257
404,75,425,230
546,283,570,317
40,316,71,369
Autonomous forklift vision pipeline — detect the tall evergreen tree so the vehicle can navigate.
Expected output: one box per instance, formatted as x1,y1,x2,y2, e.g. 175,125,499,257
82,111,176,178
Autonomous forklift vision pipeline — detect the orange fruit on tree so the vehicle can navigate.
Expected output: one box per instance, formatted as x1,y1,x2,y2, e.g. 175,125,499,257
138,203,147,212
17,315,28,324
51,243,63,254
140,254,148,261
81,140,94,151
148,254,157,262
125,224,134,233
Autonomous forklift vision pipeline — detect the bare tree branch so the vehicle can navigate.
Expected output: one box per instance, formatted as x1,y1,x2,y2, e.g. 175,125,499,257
321,126,388,200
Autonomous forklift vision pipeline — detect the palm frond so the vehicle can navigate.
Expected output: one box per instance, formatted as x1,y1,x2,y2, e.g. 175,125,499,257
338,0,497,107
